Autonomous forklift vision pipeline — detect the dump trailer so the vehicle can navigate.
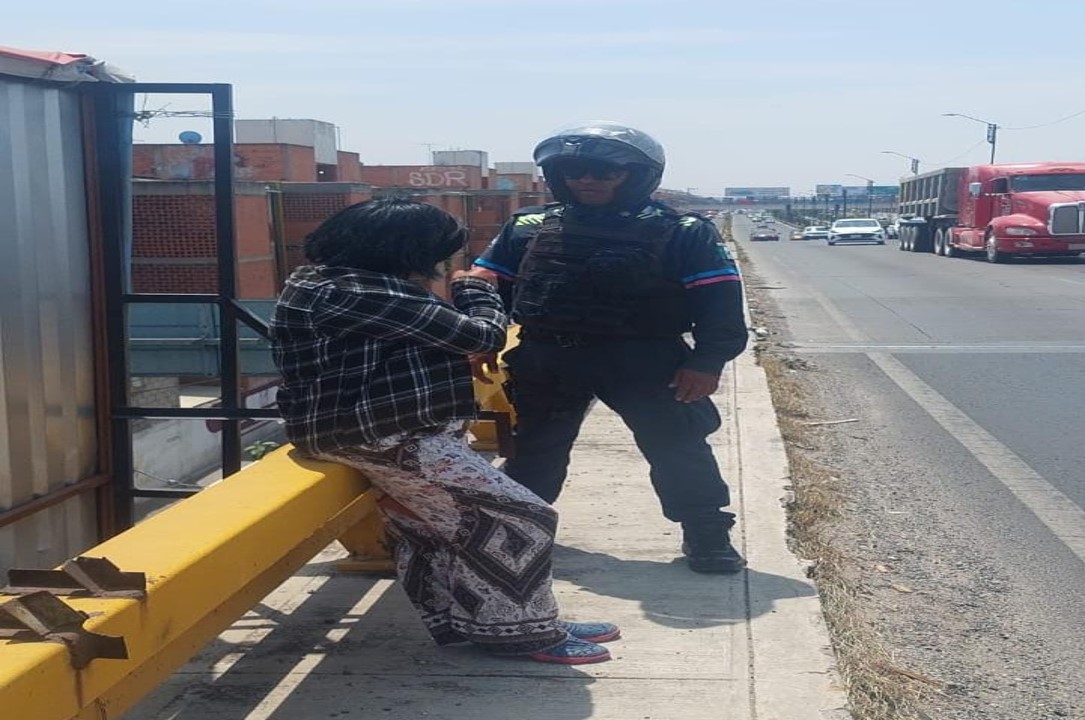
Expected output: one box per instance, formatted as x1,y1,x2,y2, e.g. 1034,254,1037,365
897,163,1085,263
896,167,963,254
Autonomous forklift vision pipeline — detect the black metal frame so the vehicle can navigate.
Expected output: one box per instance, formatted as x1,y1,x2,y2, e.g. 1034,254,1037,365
89,83,277,529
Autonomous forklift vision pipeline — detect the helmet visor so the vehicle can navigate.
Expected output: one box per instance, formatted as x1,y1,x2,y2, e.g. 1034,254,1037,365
555,159,627,181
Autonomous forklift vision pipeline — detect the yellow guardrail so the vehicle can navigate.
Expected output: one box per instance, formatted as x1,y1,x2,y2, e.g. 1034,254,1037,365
0,450,381,720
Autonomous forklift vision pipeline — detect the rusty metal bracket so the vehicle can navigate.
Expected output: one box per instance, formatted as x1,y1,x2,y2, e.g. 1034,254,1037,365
0,591,129,669
3,556,146,599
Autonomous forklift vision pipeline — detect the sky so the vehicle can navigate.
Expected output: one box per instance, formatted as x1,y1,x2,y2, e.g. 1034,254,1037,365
8,0,1085,195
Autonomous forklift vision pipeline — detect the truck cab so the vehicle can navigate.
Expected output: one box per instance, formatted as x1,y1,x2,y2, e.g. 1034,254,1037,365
955,163,1085,261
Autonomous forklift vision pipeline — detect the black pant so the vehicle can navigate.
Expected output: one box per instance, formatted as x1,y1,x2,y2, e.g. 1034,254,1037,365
501,334,734,525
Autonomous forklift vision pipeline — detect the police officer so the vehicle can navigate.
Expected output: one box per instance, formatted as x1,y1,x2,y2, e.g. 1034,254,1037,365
469,122,749,573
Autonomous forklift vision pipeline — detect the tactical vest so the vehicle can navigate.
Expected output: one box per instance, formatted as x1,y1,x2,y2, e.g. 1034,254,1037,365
513,206,692,337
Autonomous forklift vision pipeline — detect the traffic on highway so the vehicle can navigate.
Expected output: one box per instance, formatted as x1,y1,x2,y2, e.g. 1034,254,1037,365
731,211,1085,719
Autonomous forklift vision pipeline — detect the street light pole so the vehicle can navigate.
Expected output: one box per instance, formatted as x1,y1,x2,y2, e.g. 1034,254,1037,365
881,150,921,176
942,113,999,164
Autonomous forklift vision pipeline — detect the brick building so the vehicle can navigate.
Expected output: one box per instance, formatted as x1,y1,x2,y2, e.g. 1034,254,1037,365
133,143,366,186
131,119,550,300
132,181,279,297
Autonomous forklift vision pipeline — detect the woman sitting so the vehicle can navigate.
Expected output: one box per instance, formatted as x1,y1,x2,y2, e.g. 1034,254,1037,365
270,197,618,664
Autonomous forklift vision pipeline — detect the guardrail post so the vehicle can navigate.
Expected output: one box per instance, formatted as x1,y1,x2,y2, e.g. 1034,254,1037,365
335,511,395,573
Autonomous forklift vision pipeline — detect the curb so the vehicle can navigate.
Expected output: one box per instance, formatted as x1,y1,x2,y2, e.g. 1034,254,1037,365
727,246,849,718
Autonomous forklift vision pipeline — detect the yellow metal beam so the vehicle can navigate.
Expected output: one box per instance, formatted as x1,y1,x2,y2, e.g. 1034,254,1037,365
0,448,379,720
0,326,526,716
469,325,519,452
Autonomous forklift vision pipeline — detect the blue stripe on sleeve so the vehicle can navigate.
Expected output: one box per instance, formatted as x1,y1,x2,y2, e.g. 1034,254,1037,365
473,257,517,278
680,268,740,284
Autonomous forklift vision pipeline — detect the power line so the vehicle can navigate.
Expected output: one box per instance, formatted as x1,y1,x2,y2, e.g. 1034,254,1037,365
928,139,988,166
1003,108,1085,131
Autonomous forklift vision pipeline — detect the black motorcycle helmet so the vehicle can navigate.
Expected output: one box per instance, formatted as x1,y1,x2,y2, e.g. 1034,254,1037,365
533,122,666,208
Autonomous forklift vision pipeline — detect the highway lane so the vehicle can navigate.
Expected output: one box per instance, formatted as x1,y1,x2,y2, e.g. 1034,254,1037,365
737,216,1085,509
733,214,1085,718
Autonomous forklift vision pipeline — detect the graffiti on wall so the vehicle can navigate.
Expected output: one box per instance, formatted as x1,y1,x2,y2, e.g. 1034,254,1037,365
407,169,470,188
357,165,483,190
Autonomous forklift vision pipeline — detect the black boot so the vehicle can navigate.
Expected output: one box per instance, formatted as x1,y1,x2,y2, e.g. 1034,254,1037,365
681,521,746,574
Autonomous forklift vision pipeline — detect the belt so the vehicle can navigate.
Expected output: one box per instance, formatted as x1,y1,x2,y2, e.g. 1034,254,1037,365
520,329,598,348
521,328,674,348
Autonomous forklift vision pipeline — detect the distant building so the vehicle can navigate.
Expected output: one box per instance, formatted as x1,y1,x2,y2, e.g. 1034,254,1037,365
433,149,489,176
724,187,791,201
131,122,550,297
814,184,899,201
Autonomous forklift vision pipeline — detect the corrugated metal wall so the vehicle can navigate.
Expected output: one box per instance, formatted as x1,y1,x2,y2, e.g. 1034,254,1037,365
0,79,99,575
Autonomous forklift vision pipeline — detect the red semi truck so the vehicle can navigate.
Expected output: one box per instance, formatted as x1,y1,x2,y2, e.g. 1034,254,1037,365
896,162,1085,262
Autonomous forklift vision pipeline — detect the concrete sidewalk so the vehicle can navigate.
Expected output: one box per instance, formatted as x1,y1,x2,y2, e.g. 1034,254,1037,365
128,351,846,720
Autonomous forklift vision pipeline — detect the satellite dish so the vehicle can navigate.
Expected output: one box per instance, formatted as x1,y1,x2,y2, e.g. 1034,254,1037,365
178,131,203,145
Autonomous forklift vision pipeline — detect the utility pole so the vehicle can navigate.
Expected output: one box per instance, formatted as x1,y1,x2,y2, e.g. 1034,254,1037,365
841,189,848,219
881,150,921,176
942,113,1000,164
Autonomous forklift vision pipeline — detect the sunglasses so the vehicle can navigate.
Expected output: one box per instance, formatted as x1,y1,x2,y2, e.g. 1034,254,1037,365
558,162,626,181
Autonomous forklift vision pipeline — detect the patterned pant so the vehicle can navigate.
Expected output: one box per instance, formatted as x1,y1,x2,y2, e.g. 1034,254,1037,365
318,430,567,655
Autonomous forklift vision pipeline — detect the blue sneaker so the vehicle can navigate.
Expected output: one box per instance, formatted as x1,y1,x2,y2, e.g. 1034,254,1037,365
528,636,611,665
561,621,621,643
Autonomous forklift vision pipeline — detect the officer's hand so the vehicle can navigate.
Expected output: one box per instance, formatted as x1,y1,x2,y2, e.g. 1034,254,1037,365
470,353,500,384
669,368,720,403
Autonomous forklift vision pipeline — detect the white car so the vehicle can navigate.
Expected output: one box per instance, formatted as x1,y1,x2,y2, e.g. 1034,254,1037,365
801,225,830,240
827,218,885,245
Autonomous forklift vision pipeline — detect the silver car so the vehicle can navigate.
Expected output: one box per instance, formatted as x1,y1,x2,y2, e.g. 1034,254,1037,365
801,225,830,241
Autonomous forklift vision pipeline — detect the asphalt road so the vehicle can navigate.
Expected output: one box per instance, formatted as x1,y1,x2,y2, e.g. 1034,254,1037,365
734,215,1085,718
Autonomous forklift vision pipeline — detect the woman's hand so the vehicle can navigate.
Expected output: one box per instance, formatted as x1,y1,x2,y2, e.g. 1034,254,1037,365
452,267,498,284
470,353,500,384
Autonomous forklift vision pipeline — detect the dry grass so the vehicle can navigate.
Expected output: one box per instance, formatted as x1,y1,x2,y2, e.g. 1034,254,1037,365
756,326,933,719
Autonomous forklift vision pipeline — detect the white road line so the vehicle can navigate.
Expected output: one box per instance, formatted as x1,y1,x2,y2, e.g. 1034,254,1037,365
788,344,1085,354
798,270,1085,565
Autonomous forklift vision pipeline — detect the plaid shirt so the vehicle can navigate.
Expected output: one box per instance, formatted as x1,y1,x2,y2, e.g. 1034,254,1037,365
271,266,507,455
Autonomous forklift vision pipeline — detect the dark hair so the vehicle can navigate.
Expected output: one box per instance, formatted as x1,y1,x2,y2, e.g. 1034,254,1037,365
303,197,467,278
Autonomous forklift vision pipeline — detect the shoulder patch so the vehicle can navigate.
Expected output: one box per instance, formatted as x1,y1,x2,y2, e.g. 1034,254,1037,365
512,203,561,226
514,212,546,227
